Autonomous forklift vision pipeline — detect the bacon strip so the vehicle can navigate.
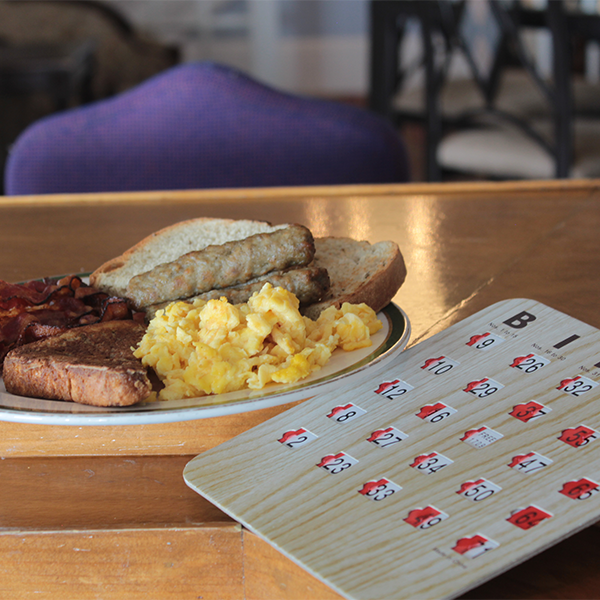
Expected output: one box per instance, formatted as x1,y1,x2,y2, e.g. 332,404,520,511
0,275,137,371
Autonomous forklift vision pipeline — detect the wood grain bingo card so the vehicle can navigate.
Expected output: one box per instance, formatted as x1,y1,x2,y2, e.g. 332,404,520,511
184,299,600,600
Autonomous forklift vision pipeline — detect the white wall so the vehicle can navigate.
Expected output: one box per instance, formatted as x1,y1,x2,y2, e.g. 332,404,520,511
109,0,370,97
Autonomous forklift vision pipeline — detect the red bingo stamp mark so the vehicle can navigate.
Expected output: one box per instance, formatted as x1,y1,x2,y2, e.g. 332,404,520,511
278,428,318,448
507,506,552,530
316,452,358,475
509,451,552,474
327,403,366,423
404,506,449,530
411,452,454,474
421,356,460,375
374,379,414,400
358,478,402,501
463,377,504,398
461,426,503,449
509,401,551,423
559,478,600,500
367,426,408,448
452,534,499,558
457,478,501,502
558,425,599,448
416,402,457,423
466,332,504,350
510,353,550,373
558,375,599,397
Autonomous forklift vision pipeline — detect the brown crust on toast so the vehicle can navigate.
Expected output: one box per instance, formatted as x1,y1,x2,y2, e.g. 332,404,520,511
90,218,239,284
2,321,151,407
89,218,279,293
302,238,406,320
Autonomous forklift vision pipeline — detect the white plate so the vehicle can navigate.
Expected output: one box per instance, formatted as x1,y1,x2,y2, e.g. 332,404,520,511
0,303,410,425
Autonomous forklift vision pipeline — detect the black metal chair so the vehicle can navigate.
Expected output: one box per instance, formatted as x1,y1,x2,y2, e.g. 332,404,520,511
370,0,600,181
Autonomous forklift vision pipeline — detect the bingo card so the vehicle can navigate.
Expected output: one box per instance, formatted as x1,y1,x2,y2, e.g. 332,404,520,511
184,299,600,599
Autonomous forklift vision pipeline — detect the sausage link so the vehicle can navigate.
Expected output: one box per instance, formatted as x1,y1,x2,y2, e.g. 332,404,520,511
127,225,314,309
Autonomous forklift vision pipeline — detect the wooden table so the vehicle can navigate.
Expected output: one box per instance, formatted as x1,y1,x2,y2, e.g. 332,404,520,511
0,179,599,599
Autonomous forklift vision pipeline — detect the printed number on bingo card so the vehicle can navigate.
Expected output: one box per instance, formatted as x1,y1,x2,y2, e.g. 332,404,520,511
374,379,414,400
560,478,600,500
404,506,449,530
416,402,457,423
507,506,552,530
464,378,504,398
358,478,402,502
558,375,599,396
510,353,550,373
558,425,599,448
421,356,459,375
466,332,504,350
327,403,366,423
509,451,552,474
367,426,408,448
461,426,503,449
278,428,318,448
411,452,454,474
316,452,358,475
509,401,551,423
452,534,499,559
457,478,502,502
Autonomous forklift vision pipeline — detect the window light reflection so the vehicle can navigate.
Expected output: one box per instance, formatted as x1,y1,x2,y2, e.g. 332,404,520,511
403,197,447,331
304,197,371,240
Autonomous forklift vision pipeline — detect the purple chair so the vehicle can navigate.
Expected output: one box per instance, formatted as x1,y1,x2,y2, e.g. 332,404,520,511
4,61,410,194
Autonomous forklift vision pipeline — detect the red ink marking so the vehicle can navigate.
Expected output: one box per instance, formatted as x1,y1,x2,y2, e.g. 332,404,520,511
510,354,534,368
464,378,488,393
467,333,489,346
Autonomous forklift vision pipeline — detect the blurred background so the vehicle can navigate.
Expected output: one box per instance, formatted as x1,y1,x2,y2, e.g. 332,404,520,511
0,0,374,192
113,0,371,101
1,0,600,190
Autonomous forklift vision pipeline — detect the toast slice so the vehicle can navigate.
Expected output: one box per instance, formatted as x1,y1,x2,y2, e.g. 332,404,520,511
90,218,291,299
302,237,406,320
2,320,151,407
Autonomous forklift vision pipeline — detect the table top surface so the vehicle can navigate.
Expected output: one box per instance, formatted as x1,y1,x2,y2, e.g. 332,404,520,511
1,178,599,599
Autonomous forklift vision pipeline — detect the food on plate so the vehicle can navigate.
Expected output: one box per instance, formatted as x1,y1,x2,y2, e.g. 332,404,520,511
126,224,315,310
0,274,137,372
134,283,382,401
3,320,151,407
90,218,317,304
0,217,407,408
303,237,406,320
145,266,330,320
90,217,406,321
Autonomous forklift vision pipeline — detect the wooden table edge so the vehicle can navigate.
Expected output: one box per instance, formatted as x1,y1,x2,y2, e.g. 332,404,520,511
1,178,599,207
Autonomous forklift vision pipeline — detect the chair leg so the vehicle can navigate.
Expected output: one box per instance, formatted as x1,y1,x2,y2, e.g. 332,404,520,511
368,0,402,121
423,17,442,181
547,2,572,178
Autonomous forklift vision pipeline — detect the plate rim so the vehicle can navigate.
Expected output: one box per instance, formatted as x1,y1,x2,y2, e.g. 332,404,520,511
0,300,410,426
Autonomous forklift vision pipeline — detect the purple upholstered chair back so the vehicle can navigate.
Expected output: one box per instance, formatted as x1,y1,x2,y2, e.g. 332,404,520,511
4,61,410,195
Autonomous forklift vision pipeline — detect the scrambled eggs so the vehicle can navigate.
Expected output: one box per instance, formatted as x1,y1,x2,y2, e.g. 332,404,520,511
134,283,383,400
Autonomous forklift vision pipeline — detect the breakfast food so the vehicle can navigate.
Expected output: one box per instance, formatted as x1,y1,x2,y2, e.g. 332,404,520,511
126,224,315,310
303,237,406,320
90,218,314,300
2,320,151,407
0,274,135,372
145,266,330,320
135,283,382,400
90,217,406,321
1,217,407,408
